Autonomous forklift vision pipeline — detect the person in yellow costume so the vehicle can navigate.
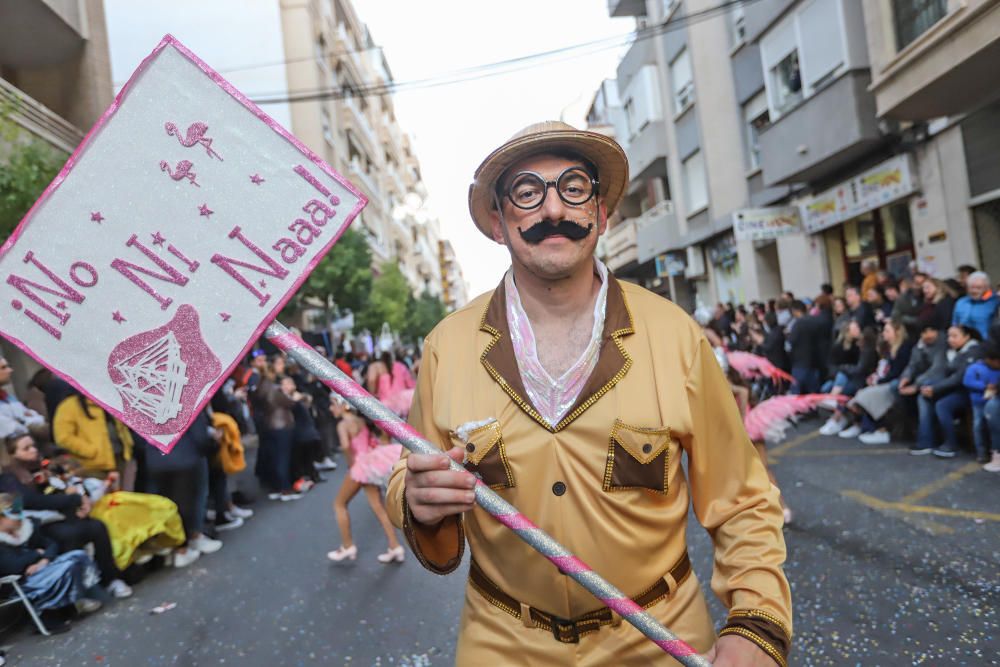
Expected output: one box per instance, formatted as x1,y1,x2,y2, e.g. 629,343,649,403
386,122,792,666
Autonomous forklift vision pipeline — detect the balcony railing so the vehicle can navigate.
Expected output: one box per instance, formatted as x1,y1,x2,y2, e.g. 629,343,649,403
0,78,82,153
604,220,638,271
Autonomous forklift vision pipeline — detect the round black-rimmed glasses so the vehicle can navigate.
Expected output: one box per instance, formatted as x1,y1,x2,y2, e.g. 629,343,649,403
504,167,598,210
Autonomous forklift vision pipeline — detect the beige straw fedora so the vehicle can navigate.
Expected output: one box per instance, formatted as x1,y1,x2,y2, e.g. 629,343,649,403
467,121,629,239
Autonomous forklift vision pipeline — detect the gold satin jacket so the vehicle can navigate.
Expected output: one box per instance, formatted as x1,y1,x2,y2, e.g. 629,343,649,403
386,277,792,664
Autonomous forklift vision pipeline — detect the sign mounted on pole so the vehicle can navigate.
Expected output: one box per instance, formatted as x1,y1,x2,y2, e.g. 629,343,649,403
0,35,367,452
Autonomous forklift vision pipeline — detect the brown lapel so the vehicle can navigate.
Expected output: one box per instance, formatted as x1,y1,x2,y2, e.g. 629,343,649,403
479,274,635,432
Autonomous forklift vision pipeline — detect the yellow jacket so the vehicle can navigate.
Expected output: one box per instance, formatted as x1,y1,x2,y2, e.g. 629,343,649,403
53,396,133,472
387,277,792,665
212,412,246,475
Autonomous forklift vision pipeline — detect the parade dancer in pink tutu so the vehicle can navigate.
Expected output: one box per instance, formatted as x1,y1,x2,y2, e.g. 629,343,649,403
326,401,404,564
368,353,415,418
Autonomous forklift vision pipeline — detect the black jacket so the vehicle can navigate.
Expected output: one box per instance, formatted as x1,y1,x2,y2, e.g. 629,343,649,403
0,520,59,576
0,469,82,516
787,315,826,370
757,327,789,372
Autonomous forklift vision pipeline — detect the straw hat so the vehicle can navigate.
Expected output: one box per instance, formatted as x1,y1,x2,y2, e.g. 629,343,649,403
468,121,629,239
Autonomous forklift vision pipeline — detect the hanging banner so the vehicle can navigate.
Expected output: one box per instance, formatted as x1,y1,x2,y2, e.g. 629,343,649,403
798,154,918,233
0,35,366,452
732,206,802,241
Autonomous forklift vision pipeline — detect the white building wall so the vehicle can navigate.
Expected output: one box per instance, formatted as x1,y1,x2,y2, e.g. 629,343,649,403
777,233,829,297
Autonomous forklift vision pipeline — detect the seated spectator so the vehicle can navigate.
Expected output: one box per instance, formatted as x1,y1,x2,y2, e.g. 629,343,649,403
820,323,879,435
52,391,136,491
868,287,892,324
822,320,862,393
952,271,999,340
0,433,133,599
0,493,103,634
984,376,1000,473
963,342,1000,464
916,278,954,334
752,311,789,373
0,357,47,443
845,285,876,330
913,325,982,457
842,321,915,443
896,324,948,428
892,276,923,337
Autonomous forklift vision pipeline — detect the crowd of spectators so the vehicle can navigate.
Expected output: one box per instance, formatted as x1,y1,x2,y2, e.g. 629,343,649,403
0,335,420,636
706,264,1000,469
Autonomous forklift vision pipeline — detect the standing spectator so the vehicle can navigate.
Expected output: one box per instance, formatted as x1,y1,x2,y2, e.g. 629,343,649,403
956,264,978,290
963,342,1000,464
869,287,892,323
860,259,879,299
916,278,955,333
786,300,825,394
845,286,876,329
775,297,792,328
254,364,300,502
0,357,47,442
143,411,222,566
52,392,136,491
913,325,982,457
892,276,923,336
279,376,322,492
952,271,999,340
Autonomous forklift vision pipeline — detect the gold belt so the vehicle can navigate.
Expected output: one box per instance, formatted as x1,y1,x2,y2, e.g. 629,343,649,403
468,552,691,644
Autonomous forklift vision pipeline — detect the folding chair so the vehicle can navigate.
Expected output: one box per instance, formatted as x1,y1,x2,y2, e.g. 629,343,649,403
0,574,49,636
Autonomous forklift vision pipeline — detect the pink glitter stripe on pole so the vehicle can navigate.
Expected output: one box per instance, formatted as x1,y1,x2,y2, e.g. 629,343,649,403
264,321,709,666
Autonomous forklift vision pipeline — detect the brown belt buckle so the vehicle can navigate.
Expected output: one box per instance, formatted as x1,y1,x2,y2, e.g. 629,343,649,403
550,615,581,644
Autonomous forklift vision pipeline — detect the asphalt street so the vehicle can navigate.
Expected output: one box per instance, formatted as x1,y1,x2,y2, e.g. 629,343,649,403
4,418,999,666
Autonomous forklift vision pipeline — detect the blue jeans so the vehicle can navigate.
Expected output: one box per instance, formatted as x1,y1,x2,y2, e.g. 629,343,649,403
918,392,969,450
791,366,820,395
985,397,1000,454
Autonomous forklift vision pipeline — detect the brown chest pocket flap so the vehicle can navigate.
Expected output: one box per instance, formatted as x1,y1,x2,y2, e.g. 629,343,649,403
604,420,671,494
450,420,515,490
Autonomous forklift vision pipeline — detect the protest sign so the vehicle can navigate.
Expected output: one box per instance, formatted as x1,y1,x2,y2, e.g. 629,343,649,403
0,35,366,451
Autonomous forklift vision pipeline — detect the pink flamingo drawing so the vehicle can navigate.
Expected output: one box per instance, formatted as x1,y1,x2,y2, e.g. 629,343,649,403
164,121,224,161
160,160,201,187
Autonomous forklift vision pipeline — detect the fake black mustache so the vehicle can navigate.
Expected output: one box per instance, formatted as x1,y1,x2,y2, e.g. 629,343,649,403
517,220,594,244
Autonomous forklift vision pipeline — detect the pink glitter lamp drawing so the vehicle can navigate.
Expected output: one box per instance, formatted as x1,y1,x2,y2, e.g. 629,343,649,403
107,305,221,437
164,121,224,161
159,159,201,187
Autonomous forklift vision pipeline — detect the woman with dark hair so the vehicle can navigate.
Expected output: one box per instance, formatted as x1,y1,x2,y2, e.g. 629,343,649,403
52,392,136,491
914,325,982,457
254,362,300,502
0,433,132,599
820,322,879,435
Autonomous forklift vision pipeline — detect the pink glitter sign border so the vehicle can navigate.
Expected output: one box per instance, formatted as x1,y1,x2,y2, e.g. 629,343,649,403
0,35,368,452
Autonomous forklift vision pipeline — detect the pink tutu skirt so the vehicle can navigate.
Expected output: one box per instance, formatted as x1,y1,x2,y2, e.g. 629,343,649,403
349,442,403,486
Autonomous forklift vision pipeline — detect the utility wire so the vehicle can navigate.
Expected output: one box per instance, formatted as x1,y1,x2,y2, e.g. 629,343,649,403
249,0,758,105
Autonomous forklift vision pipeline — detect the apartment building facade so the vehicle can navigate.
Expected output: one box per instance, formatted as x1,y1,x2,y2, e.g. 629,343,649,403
104,0,445,301
0,0,114,390
600,0,999,307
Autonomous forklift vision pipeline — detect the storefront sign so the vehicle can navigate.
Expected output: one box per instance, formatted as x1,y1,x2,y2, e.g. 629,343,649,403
798,155,918,233
0,36,366,451
733,206,802,241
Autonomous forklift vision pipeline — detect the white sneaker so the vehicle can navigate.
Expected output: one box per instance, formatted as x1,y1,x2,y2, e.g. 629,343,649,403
268,492,282,501
107,579,133,599
205,509,217,522
838,425,862,439
315,457,338,471
214,516,244,532
984,452,1000,473
819,417,845,436
189,534,223,554
229,505,254,519
75,598,102,614
172,548,201,568
280,492,303,502
859,430,890,445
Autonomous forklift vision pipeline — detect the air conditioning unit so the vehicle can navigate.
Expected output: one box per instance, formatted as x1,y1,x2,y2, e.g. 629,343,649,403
685,245,706,278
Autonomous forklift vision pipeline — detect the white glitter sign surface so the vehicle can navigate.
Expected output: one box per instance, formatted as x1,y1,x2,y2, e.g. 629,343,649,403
0,35,366,451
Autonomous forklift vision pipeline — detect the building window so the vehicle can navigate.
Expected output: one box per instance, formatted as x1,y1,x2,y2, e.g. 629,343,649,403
682,150,708,213
893,0,948,50
730,4,746,46
743,92,769,171
770,51,802,115
670,48,694,115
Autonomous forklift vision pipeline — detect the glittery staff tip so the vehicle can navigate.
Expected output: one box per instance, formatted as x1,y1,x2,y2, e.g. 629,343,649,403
264,320,710,666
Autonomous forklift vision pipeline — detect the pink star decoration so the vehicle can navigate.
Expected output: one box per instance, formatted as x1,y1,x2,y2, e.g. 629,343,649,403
151,231,166,246
220,312,232,322
258,279,267,289
90,212,104,223
112,311,126,324
250,174,265,185
199,204,214,218
57,301,67,310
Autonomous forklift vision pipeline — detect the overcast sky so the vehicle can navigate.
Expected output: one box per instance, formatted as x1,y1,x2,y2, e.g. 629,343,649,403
104,0,633,299
353,1,633,297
